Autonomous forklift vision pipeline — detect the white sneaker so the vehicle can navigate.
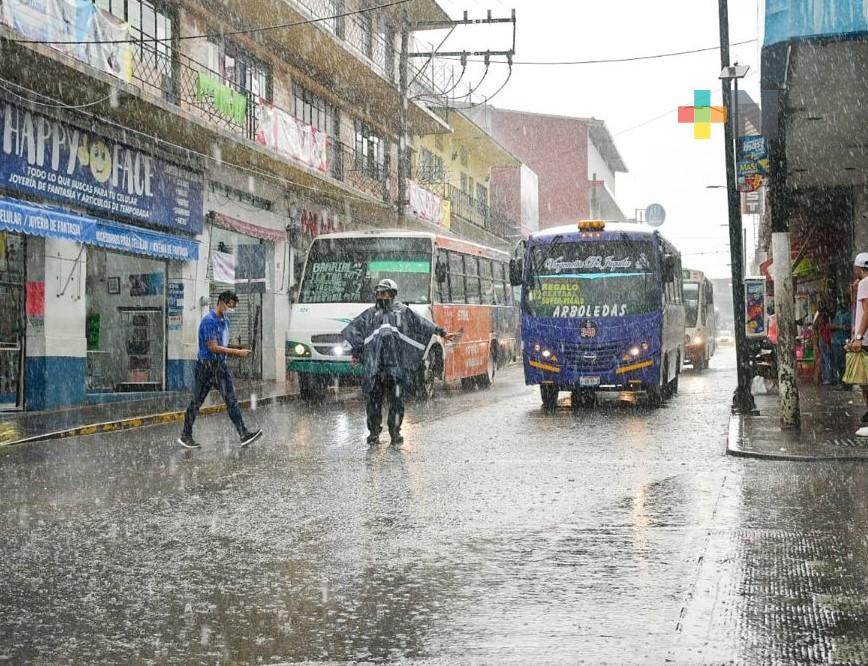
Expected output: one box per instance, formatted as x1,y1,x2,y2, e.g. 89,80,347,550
856,426,868,438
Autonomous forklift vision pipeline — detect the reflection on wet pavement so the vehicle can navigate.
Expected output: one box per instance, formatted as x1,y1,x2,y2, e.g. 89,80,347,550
3,351,868,663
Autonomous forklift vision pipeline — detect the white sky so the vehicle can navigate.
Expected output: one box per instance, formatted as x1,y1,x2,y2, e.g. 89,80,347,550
433,0,764,279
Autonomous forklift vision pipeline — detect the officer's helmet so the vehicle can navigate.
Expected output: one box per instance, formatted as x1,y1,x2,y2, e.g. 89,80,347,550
375,278,398,296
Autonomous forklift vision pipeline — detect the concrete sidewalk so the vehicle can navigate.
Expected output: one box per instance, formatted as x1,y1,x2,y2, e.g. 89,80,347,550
727,381,868,460
0,379,297,447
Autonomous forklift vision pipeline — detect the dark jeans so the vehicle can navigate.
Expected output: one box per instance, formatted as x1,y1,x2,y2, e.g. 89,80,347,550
182,359,247,437
366,374,404,439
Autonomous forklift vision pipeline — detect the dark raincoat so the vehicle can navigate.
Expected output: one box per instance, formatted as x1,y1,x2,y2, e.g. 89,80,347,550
342,301,443,394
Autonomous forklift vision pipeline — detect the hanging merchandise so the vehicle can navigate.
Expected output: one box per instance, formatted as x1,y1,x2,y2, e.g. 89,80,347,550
211,251,236,285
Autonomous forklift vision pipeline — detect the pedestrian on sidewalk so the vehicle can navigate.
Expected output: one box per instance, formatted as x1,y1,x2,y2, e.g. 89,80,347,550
813,301,834,385
831,297,852,389
846,254,868,437
177,291,263,449
342,279,457,447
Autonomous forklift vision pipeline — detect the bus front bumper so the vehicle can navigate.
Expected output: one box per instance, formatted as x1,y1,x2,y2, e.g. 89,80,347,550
287,359,365,377
523,357,657,391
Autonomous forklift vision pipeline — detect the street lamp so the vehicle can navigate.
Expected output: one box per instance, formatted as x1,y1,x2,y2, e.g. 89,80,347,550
717,0,754,414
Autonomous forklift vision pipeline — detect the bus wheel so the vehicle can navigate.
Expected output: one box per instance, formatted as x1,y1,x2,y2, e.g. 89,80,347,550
541,384,559,411
648,364,667,408
476,344,497,389
299,374,327,403
413,355,436,401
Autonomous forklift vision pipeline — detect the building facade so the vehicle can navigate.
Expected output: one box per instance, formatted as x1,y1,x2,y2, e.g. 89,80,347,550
464,106,628,229
0,0,521,411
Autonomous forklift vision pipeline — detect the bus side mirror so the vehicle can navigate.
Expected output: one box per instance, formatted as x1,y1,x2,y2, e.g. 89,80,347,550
435,260,447,284
663,254,676,282
509,258,523,286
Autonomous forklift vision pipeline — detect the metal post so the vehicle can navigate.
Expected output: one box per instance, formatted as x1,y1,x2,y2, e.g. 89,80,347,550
591,172,598,219
397,10,410,225
719,0,755,414
769,82,800,428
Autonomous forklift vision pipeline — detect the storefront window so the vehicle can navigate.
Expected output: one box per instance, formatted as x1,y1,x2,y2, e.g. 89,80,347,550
85,247,167,393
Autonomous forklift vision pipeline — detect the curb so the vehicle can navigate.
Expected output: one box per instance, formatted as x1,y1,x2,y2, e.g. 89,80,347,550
726,414,868,462
0,393,297,449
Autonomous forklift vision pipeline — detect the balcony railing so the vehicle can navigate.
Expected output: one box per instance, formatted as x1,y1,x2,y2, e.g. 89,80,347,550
125,45,398,204
444,184,518,240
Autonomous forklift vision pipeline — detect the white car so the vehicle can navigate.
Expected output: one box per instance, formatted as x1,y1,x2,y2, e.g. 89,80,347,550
717,329,734,345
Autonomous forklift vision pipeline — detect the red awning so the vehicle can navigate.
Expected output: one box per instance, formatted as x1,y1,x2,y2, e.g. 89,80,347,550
208,211,287,242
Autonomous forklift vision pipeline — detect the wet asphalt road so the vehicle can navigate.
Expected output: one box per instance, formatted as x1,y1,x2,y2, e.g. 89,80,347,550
3,348,868,664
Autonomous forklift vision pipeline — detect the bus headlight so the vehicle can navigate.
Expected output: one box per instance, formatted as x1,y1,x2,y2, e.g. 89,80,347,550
628,346,641,357
287,342,312,357
693,335,704,345
542,349,552,358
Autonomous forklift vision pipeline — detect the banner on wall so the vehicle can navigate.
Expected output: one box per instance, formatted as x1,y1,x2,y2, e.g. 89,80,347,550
0,101,204,234
0,196,199,261
0,0,132,82
408,180,449,228
211,251,236,284
168,282,184,331
255,102,330,173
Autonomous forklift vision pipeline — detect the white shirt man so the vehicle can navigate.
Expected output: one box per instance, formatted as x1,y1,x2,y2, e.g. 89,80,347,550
850,252,868,437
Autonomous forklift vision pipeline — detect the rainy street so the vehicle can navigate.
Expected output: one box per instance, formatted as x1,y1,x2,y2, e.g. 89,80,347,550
2,350,868,664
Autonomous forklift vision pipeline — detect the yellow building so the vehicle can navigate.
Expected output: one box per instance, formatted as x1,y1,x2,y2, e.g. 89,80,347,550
413,110,522,248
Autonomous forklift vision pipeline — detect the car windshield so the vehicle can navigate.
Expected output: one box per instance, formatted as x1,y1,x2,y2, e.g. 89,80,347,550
526,240,659,317
300,237,433,304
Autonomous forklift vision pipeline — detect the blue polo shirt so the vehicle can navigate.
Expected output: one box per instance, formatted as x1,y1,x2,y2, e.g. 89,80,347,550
198,310,230,361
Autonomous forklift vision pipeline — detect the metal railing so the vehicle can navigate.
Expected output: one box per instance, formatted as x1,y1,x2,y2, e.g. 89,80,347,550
444,183,518,239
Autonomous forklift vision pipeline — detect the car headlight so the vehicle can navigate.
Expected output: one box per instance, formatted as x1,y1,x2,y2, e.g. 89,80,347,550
287,342,311,357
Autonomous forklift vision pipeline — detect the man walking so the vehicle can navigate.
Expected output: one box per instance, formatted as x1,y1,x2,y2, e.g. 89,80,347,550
342,279,456,446
849,254,868,437
178,290,263,449
831,297,852,388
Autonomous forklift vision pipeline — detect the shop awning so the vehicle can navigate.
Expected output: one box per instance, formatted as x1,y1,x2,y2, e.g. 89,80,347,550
208,212,287,242
0,196,199,261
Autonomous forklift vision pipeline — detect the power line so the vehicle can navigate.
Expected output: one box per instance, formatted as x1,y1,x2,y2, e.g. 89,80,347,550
4,0,414,46
447,38,757,66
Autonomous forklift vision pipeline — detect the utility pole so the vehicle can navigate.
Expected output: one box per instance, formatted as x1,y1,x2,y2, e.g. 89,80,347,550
397,9,411,226
769,71,800,428
396,9,516,226
718,0,755,415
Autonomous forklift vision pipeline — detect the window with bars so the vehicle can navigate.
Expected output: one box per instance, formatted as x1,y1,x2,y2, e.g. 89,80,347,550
293,83,335,135
95,0,174,68
460,173,474,195
204,38,272,100
354,123,384,180
418,149,444,183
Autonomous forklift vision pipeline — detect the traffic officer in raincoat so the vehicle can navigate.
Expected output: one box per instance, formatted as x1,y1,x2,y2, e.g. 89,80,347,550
342,278,457,446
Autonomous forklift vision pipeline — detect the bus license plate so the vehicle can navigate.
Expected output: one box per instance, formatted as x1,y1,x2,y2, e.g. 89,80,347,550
579,376,600,387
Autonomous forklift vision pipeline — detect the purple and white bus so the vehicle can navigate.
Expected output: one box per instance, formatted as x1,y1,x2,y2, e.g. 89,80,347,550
510,220,686,409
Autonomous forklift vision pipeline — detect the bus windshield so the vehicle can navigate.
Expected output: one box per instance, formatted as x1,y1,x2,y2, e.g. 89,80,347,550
684,281,700,327
526,240,659,317
300,237,433,304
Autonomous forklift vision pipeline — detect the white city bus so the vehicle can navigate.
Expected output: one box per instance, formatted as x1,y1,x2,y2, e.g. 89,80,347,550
682,269,717,370
287,230,518,401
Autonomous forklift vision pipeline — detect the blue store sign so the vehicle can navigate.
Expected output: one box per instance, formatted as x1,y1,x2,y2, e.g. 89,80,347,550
0,196,199,261
0,101,203,234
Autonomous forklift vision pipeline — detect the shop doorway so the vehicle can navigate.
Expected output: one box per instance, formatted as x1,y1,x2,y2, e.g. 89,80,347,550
0,233,25,409
208,228,266,381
